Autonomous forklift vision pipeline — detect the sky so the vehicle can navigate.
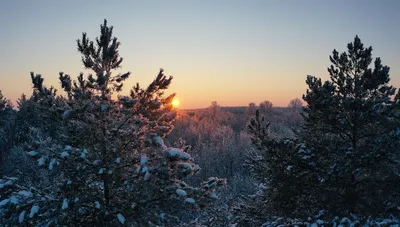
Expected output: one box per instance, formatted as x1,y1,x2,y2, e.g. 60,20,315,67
0,0,399,109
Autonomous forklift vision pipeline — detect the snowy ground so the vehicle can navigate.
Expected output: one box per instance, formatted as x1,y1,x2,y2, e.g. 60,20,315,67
260,214,400,227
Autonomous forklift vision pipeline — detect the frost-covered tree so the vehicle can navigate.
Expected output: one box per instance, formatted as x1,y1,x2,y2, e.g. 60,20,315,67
288,98,302,109
245,102,257,116
208,101,221,117
259,100,273,113
0,20,225,226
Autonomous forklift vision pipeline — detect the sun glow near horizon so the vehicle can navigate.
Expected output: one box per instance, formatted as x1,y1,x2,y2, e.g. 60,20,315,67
171,97,180,108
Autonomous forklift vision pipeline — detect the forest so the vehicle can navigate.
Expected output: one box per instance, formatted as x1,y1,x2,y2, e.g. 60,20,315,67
1,20,400,226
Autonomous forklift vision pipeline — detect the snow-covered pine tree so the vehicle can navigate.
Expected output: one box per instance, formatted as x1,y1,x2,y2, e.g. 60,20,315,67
0,90,15,174
301,36,400,215
0,19,225,226
0,90,13,131
243,36,400,221
0,91,9,112
16,73,67,143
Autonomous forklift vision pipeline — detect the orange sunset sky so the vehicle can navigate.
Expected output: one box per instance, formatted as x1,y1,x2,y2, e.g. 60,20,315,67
1,1,399,109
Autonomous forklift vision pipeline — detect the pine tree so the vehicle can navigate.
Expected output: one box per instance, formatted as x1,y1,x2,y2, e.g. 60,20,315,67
14,74,67,144
244,36,400,219
0,20,225,226
303,35,398,150
0,90,13,126
0,91,15,173
245,110,318,219
301,36,400,215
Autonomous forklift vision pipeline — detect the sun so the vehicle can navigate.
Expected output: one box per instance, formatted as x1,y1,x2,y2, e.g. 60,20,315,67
171,98,180,108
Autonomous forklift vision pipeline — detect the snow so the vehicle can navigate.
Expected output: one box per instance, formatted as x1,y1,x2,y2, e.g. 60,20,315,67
209,193,218,199
18,190,33,197
0,198,10,207
38,156,46,166
63,109,72,119
117,213,126,224
65,145,72,151
159,126,170,132
184,198,196,204
178,163,193,172
340,217,351,224
10,195,19,204
153,136,165,147
95,201,101,209
27,151,39,157
193,165,201,172
67,180,72,185
144,171,150,181
0,179,13,189
119,97,137,106
49,158,57,170
19,210,26,223
261,215,400,226
29,205,39,218
140,155,148,166
395,127,400,136
167,148,180,158
176,189,187,197
60,151,69,158
159,212,165,221
115,157,121,163
179,152,191,160
98,168,105,174
101,104,108,112
108,170,113,175
167,148,191,160
80,151,87,158
61,198,68,210
166,112,176,120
